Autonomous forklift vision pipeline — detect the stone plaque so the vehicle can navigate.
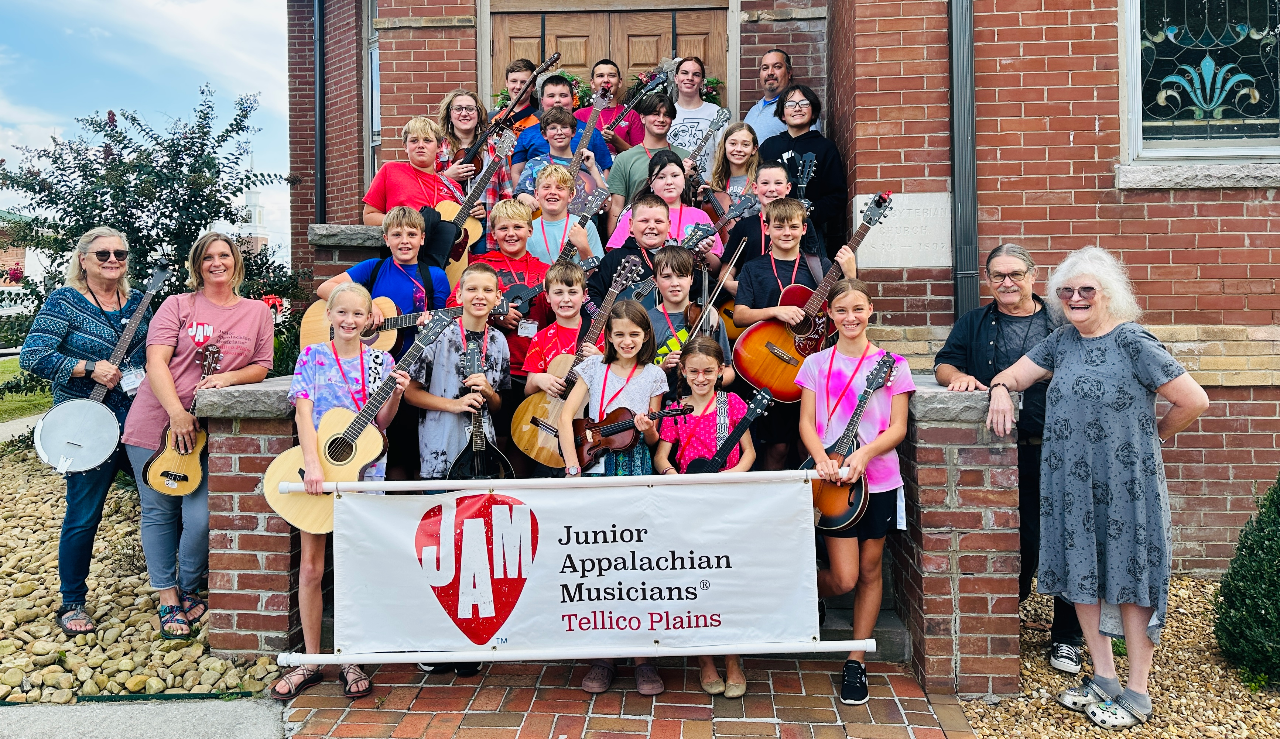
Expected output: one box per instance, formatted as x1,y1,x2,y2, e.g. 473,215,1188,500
850,192,952,269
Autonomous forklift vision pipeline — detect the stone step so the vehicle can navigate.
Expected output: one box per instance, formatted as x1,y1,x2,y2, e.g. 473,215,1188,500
818,607,911,663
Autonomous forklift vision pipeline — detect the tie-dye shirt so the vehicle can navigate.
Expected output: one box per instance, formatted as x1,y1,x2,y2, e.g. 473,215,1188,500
288,342,396,481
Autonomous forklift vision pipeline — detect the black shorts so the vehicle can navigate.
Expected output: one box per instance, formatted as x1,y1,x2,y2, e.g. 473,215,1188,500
751,398,801,445
384,402,420,478
493,376,526,441
823,488,898,541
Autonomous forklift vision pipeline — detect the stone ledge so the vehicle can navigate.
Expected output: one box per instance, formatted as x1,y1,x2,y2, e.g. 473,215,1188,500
1114,163,1280,189
308,224,384,249
742,7,827,22
195,376,293,419
908,373,1021,425
373,16,476,30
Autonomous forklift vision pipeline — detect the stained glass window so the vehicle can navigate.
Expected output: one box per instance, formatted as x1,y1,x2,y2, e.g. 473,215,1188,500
1141,0,1279,144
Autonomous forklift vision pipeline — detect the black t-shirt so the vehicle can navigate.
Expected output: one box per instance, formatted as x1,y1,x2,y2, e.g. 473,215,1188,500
736,252,831,310
725,214,824,273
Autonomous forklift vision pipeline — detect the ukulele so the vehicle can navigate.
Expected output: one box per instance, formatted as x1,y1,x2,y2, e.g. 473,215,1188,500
503,190,610,317
447,330,515,480
433,131,518,265
142,344,222,497
569,405,693,470
799,354,896,532
731,191,893,403
509,256,645,467
35,267,171,475
263,301,510,534
456,53,560,168
683,388,774,474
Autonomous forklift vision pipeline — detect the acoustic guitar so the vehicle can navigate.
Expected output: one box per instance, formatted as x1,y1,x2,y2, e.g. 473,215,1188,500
568,405,692,470
142,344,221,496
447,334,515,480
35,267,170,475
731,191,893,403
433,131,518,283
798,354,896,532
263,301,508,534
509,256,645,467
683,388,773,474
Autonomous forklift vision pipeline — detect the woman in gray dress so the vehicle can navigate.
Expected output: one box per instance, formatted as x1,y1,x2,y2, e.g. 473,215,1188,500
985,247,1208,731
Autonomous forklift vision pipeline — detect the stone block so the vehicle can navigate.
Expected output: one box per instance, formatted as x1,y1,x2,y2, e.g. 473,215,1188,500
195,376,294,419
307,223,384,248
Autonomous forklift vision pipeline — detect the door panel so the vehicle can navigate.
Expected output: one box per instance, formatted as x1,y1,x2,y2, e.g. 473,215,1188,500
542,14,610,87
610,13,672,83
492,15,544,96
675,11,726,84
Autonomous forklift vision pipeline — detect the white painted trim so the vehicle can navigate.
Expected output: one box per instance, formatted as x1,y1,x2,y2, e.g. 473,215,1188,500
477,0,492,109
277,469,833,494
280,640,877,665
728,0,741,120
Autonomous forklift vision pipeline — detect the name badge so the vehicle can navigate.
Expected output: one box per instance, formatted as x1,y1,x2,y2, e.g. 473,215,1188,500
119,367,145,396
517,320,539,339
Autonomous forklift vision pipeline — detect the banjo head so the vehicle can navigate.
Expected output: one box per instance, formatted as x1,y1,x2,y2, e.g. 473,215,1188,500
35,400,121,474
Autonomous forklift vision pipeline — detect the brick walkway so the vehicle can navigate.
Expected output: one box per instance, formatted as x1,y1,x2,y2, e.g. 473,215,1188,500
283,659,977,739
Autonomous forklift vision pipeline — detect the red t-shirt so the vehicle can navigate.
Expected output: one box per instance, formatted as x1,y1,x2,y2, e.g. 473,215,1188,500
363,161,463,213
446,250,550,378
523,320,606,374
575,106,644,154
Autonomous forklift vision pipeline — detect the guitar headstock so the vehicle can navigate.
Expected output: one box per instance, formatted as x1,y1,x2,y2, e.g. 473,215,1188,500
612,256,645,291
580,256,602,273
796,153,817,190
746,388,774,419
709,107,731,134
637,70,669,96
197,344,222,378
574,188,610,217
145,267,172,293
462,333,483,376
677,223,716,252
727,195,761,221
493,131,517,159
491,297,511,316
860,191,894,227
864,354,896,394
591,88,612,110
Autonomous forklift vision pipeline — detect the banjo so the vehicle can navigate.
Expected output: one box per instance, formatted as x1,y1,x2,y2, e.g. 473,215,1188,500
35,267,170,474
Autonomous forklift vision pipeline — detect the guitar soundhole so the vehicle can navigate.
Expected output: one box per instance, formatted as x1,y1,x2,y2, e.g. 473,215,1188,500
326,437,355,464
791,317,814,337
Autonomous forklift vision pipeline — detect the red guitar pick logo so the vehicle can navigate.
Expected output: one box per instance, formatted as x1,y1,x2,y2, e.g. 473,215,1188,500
415,494,539,645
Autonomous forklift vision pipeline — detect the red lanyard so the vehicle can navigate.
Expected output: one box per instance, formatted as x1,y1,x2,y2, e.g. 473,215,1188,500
412,168,442,205
637,245,655,273
538,218,571,263
599,362,639,416
459,318,489,361
759,214,769,255
330,342,368,410
500,253,530,287
659,303,681,348
770,254,800,293
824,343,873,428
641,145,660,159
393,261,427,296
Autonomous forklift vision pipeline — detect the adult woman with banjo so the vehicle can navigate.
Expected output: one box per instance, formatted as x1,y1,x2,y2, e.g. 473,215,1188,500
122,233,274,638
20,226,153,636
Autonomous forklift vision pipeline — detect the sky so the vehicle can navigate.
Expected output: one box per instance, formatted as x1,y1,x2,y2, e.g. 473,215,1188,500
0,0,289,270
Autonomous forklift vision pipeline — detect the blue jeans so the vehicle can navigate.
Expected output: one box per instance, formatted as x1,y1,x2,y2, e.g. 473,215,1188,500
59,446,130,606
126,445,209,593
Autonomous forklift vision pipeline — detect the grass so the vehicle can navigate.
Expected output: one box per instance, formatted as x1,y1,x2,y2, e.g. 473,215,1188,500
0,357,52,424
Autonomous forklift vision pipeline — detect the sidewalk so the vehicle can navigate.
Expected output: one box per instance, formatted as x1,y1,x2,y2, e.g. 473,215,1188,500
284,659,977,739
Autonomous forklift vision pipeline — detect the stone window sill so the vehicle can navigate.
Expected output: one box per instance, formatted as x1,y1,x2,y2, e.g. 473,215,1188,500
1114,163,1280,189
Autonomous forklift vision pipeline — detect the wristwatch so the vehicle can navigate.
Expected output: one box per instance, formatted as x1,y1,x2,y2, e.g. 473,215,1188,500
84,361,97,377
565,466,581,477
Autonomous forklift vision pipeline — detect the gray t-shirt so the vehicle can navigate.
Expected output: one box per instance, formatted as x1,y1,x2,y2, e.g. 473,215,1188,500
574,355,668,421
727,174,751,205
994,307,1059,434
647,305,731,366
408,326,511,480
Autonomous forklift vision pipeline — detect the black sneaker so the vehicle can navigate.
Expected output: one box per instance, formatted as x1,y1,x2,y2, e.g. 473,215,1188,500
840,659,869,705
1049,643,1083,674
417,663,455,674
818,599,827,626
453,662,482,678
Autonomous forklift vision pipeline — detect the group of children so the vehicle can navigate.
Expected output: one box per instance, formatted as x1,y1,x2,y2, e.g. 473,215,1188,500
273,132,914,710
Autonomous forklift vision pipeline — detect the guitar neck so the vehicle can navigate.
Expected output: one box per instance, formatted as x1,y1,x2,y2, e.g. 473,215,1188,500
90,283,161,404
341,314,455,440
382,306,463,331
801,221,872,316
567,106,606,183
829,358,892,457
603,92,647,135
708,407,763,471
452,155,504,228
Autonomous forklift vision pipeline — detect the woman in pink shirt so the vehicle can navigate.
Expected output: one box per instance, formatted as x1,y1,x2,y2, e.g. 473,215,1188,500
122,233,274,639
795,278,915,707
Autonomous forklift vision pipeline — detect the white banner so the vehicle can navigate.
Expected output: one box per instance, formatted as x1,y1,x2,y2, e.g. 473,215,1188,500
333,473,820,657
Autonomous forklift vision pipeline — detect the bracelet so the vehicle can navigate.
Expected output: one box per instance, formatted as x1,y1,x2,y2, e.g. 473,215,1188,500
988,382,1010,398
659,467,675,475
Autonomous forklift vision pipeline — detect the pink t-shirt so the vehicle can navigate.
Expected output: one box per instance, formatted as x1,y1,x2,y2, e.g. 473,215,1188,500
794,347,915,494
658,392,747,473
606,204,724,255
576,106,644,153
122,293,275,450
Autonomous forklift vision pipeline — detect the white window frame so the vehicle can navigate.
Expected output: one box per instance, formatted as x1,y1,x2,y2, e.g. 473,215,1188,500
1122,0,1280,163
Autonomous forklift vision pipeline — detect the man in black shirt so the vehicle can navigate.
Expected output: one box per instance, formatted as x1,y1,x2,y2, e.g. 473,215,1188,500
934,243,1083,674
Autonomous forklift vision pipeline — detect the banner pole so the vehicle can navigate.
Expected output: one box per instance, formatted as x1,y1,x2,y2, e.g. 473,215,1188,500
277,469,849,494
278,639,877,666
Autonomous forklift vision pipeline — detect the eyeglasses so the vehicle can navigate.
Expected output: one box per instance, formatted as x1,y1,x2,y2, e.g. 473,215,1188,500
783,100,812,110
684,367,720,378
451,105,479,114
987,270,1028,284
93,250,129,263
1056,286,1097,300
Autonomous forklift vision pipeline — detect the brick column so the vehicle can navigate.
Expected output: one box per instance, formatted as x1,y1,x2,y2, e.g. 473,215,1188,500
892,377,1021,696
196,377,300,660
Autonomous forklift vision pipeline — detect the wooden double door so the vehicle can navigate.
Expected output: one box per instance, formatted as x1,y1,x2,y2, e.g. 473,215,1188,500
492,10,727,99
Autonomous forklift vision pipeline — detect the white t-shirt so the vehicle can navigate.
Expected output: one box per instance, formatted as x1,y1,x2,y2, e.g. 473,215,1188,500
669,101,724,179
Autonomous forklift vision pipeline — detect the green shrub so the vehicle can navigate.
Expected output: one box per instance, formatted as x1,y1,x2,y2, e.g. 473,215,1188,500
1214,472,1280,681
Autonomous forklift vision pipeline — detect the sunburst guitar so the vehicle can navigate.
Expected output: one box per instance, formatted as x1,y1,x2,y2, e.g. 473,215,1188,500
143,345,221,496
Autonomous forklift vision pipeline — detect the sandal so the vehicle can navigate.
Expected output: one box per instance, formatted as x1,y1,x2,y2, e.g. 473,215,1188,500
271,665,324,701
1087,695,1149,730
339,664,372,699
1056,675,1115,712
180,590,208,622
581,660,614,694
56,604,96,636
634,662,665,696
158,605,190,640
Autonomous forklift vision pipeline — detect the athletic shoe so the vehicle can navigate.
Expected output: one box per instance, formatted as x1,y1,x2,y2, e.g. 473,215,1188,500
839,659,869,705
453,663,482,678
1049,643,1083,674
417,663,454,674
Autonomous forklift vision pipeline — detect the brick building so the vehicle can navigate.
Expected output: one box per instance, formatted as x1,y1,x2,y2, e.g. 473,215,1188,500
279,0,1278,694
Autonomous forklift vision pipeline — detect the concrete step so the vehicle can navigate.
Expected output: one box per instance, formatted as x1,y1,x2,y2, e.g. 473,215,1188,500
818,607,910,663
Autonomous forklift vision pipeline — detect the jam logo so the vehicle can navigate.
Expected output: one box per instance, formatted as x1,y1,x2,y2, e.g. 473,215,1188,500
415,494,539,644
186,321,215,348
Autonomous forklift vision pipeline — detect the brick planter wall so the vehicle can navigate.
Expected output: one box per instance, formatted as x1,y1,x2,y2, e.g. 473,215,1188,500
894,378,1021,696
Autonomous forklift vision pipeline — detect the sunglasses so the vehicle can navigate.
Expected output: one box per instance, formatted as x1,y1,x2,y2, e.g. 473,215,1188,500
93,250,129,263
1056,286,1097,300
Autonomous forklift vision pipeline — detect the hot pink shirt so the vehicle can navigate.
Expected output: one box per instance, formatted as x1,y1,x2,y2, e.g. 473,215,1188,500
794,347,915,494
122,293,275,450
658,392,748,473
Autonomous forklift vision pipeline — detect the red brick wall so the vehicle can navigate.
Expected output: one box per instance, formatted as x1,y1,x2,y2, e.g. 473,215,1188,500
288,0,318,283
739,0,830,120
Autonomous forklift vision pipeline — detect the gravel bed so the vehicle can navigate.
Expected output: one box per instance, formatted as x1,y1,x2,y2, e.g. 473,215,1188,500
0,452,279,704
963,577,1280,738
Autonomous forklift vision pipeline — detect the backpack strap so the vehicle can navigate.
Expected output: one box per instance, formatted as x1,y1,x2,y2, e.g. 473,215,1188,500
416,262,435,311
360,258,387,294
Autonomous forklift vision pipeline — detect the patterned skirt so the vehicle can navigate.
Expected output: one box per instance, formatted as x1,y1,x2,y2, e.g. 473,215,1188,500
602,443,654,477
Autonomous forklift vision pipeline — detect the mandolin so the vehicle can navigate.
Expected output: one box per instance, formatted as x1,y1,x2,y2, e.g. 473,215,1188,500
567,405,693,470
683,388,773,474
143,344,221,496
264,301,509,533
731,191,893,403
433,131,518,275
35,267,171,475
509,256,645,467
447,330,515,480
799,354,896,532
685,108,733,234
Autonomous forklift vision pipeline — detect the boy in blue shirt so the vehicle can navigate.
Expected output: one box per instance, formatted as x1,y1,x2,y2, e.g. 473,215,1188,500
510,75,613,182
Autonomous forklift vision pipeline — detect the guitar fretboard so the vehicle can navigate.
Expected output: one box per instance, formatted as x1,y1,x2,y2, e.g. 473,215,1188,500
382,306,464,331
90,273,167,404
452,154,506,229
801,221,873,317
830,356,894,457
